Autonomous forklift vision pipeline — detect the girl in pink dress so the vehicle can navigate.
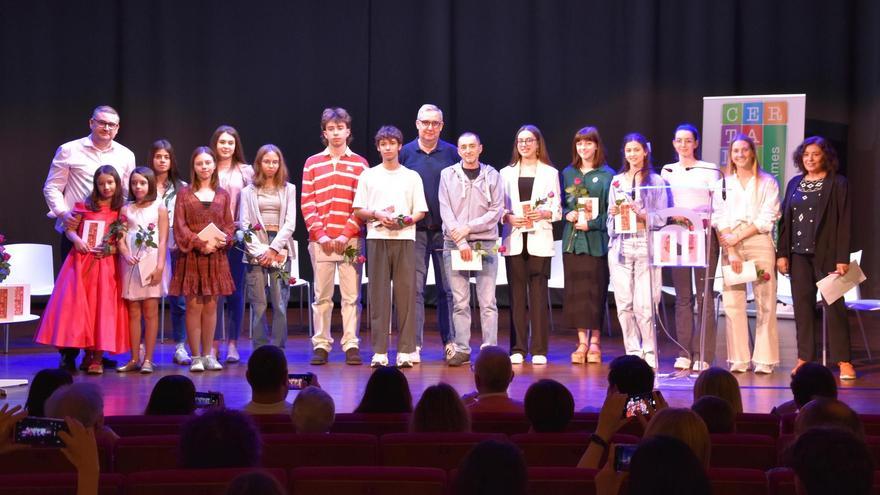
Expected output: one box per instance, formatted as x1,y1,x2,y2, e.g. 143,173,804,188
116,167,169,374
35,166,129,374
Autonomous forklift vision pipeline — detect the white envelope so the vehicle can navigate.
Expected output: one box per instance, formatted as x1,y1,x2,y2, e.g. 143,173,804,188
451,250,483,271
721,261,758,286
816,261,866,305
137,249,158,286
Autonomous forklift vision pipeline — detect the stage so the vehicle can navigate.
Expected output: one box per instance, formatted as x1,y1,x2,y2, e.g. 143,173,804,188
2,307,880,415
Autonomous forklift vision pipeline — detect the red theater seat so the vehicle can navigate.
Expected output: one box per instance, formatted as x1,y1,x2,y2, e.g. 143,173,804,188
125,468,286,495
0,473,123,495
250,414,294,434
104,415,189,436
470,412,530,434
710,433,778,470
289,466,446,495
330,413,410,435
379,432,506,469
526,467,598,495
261,433,378,469
736,413,781,437
708,468,768,495
511,433,640,467
113,435,179,473
0,444,112,474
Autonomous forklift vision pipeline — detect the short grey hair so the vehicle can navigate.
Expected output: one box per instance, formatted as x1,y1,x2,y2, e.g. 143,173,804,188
92,105,119,119
44,382,104,427
291,386,336,434
417,104,443,121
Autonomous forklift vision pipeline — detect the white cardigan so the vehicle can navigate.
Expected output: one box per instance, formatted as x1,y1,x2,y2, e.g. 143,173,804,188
500,162,562,257
238,182,297,264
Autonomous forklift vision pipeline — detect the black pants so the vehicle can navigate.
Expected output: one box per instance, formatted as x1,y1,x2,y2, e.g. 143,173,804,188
507,238,551,357
669,230,720,362
791,253,851,362
58,233,80,362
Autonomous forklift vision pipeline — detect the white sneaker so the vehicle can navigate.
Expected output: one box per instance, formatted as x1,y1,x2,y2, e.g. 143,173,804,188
396,353,413,368
444,343,455,361
411,347,421,364
754,363,774,374
204,355,223,371
139,343,145,363
730,362,749,373
371,353,389,367
692,361,711,372
173,344,192,365
510,353,524,364
531,355,547,365
673,357,692,370
644,352,657,369
190,356,205,372
226,342,240,363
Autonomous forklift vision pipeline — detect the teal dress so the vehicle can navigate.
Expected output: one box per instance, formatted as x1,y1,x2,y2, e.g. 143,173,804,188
561,165,613,255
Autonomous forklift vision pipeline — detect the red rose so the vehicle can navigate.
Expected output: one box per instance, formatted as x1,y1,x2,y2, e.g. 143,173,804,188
288,277,297,285
147,223,156,230
762,273,771,281
0,234,5,243
2,253,9,261
404,216,414,225
573,178,582,185
612,181,620,188
498,245,507,254
356,255,366,264
119,215,128,223
547,191,555,198
253,223,263,231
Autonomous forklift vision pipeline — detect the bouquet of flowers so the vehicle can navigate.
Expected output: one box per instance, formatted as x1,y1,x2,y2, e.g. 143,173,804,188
101,216,128,256
0,233,10,283
342,244,366,264
234,222,290,282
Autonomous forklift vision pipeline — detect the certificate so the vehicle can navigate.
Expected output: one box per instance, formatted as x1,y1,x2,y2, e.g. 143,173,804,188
197,222,227,248
577,197,599,224
816,261,866,305
451,250,483,271
82,220,106,249
721,261,758,286
518,202,536,232
614,203,637,234
653,231,677,266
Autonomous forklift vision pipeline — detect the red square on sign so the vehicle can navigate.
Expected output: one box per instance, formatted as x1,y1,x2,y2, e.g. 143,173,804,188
742,125,763,145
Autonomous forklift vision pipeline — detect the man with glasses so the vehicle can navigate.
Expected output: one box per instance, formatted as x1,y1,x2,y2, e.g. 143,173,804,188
43,105,135,371
399,104,460,363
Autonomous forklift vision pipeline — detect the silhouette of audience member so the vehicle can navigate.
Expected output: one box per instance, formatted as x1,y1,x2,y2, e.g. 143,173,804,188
45,382,119,446
622,435,711,495
179,409,261,468
291,386,335,433
772,362,837,416
794,397,864,439
525,379,574,432
411,382,470,432
693,367,743,414
144,375,197,415
243,345,291,415
25,368,73,417
607,355,654,395
643,408,711,467
463,346,523,413
455,440,527,495
354,366,413,413
787,427,873,495
691,395,735,434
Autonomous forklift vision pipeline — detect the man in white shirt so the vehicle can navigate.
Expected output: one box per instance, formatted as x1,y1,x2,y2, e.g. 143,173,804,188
353,126,428,368
42,105,136,371
242,345,292,415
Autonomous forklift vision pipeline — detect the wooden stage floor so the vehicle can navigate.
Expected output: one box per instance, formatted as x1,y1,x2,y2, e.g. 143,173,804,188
2,307,880,415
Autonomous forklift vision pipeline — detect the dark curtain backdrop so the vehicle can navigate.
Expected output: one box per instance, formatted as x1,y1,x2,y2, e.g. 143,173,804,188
1,0,878,295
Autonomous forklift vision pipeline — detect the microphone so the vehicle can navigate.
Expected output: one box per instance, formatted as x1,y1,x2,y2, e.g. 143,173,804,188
662,165,726,201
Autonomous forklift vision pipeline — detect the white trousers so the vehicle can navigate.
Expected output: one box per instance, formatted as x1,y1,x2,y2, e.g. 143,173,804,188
609,236,661,362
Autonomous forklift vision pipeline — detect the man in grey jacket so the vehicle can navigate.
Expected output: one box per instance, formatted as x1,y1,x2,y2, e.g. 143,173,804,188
438,132,505,366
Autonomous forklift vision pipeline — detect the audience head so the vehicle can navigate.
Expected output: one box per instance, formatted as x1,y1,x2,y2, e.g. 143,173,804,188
291,386,335,434
791,363,837,409
607,355,654,395
354,366,413,413
180,409,261,469
44,382,105,428
627,435,712,495
524,379,574,433
795,397,864,440
25,368,73,417
787,427,873,495
473,346,515,395
246,345,289,401
643,407,711,468
144,375,197,415
691,395,735,434
693,366,743,414
411,382,470,433
225,471,287,495
455,440,527,495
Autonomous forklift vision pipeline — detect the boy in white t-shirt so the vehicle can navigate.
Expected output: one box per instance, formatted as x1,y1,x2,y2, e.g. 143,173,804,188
353,126,428,368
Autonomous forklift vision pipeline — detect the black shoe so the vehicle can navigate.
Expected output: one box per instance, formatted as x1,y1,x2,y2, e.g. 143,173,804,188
102,357,118,369
59,356,77,372
345,348,362,366
78,359,90,372
310,348,329,365
447,352,471,367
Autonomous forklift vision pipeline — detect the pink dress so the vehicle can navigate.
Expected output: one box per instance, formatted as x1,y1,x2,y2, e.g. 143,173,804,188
120,199,169,300
35,203,129,354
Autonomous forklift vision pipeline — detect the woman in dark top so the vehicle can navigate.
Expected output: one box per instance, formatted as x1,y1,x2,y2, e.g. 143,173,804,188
777,136,853,379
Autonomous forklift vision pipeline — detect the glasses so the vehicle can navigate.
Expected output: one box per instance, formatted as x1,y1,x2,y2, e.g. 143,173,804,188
418,120,443,129
517,138,537,145
92,119,119,130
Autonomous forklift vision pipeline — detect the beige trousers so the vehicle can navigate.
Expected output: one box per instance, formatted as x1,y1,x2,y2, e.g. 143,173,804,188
308,239,362,351
720,232,779,367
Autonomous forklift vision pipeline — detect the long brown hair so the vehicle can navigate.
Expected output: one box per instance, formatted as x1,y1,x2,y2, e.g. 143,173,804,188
210,125,247,167
149,139,184,191
86,165,124,211
252,144,289,189
620,132,655,187
509,124,553,167
570,126,607,170
190,146,219,190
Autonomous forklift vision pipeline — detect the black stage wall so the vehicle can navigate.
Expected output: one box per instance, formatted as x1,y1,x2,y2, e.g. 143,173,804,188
1,0,878,296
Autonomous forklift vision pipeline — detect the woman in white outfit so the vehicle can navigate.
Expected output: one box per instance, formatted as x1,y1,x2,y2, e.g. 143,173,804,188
607,133,668,368
712,134,781,374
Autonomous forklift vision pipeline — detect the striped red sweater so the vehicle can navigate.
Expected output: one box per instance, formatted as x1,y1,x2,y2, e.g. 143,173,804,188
300,148,369,241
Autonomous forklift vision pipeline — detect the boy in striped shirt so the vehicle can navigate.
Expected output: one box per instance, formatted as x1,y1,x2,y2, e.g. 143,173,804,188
301,108,369,365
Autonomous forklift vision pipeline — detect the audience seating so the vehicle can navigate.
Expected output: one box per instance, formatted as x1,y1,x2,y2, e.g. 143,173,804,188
250,414,295,434
707,467,769,495
379,432,506,469
736,413,781,437
780,413,880,436
113,435,179,473
0,444,113,475
470,412,530,434
329,413,410,435
710,433,778,470
261,433,378,469
0,473,123,495
289,466,446,495
104,415,189,436
511,432,640,467
124,468,286,495
524,467,598,495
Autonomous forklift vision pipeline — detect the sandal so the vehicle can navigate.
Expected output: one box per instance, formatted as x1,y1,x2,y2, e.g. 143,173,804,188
571,343,588,364
587,342,602,364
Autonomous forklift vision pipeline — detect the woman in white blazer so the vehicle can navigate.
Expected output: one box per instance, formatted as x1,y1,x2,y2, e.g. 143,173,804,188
500,125,562,365
239,144,297,348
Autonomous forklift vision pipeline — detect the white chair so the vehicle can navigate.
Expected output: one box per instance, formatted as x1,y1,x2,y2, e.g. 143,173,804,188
288,241,313,336
844,250,875,361
547,240,565,331
2,243,53,353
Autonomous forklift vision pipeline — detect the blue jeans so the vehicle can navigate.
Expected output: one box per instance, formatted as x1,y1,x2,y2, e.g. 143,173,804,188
414,229,453,347
216,248,246,341
245,239,291,348
442,240,498,354
168,294,187,343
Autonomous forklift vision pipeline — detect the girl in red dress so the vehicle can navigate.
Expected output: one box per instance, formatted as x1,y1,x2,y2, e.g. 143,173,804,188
35,166,129,374
169,147,235,372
